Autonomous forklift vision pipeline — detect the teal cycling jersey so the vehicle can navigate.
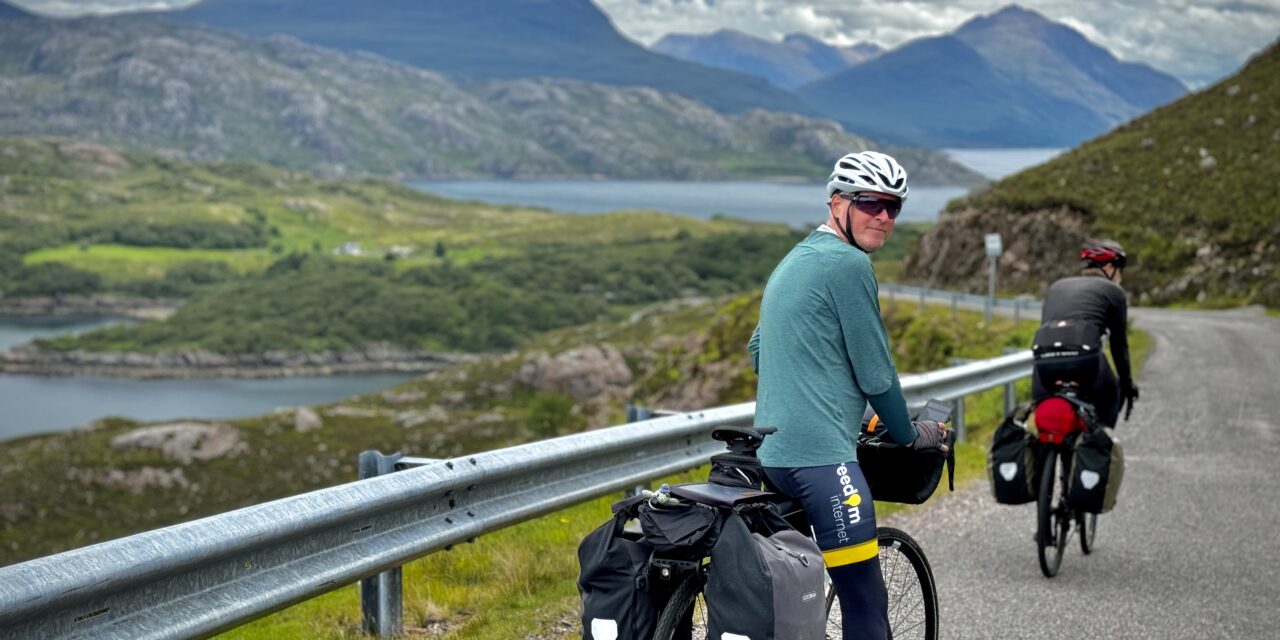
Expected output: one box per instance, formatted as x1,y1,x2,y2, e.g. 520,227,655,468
749,230,913,467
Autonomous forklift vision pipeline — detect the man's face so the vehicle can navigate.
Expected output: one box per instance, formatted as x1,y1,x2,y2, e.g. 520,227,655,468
836,190,899,252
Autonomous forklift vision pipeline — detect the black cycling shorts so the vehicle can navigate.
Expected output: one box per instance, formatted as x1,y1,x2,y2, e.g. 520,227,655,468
1032,352,1120,427
763,461,879,567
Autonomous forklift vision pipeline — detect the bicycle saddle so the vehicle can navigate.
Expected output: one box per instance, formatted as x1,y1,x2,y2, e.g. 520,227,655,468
711,426,777,454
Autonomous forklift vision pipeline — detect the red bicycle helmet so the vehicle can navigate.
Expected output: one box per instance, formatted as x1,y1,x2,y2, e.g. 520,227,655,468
1080,239,1127,270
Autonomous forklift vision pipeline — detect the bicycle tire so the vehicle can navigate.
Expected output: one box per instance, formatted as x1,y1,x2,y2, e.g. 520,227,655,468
1037,449,1066,577
1079,511,1098,554
876,526,939,640
651,572,704,640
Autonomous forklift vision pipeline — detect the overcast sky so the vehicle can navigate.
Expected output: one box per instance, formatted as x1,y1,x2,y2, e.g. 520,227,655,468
11,0,1279,87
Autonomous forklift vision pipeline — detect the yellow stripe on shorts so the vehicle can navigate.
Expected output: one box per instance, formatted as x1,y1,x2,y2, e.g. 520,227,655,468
823,538,879,567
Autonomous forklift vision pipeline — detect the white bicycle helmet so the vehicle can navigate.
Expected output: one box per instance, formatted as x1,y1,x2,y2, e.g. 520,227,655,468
827,151,909,202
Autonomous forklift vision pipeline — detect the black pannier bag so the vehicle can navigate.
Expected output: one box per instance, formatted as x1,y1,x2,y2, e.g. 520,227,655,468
1032,318,1103,361
577,495,666,640
988,403,1038,505
705,507,827,640
1067,423,1124,513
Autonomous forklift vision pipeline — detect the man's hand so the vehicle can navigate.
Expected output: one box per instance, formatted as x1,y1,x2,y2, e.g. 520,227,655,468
911,420,950,453
1120,379,1139,420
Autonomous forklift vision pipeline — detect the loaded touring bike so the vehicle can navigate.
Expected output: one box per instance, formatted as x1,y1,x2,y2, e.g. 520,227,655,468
642,403,952,640
1031,391,1104,578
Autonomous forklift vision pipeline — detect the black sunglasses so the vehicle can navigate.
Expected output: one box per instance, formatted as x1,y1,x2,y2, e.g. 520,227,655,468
839,193,902,220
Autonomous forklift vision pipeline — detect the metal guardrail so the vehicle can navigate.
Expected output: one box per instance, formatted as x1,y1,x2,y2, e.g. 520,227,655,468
880,283,1041,324
0,352,1034,640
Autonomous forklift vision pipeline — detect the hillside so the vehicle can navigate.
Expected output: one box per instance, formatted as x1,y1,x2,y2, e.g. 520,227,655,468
0,137,816,362
652,29,881,89
799,5,1186,147
163,0,812,116
903,40,1280,307
0,17,979,184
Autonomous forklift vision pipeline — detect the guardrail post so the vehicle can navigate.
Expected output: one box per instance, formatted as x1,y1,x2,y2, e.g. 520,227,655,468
951,293,958,319
359,450,405,639
952,398,966,442
918,288,926,313
625,405,655,497
626,404,654,423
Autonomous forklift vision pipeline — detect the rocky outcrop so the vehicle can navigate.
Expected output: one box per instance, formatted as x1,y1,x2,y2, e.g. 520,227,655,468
0,344,476,379
0,295,178,320
516,344,632,401
902,205,1093,295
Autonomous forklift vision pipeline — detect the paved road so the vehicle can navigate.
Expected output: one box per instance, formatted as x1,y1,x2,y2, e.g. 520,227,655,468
886,307,1280,639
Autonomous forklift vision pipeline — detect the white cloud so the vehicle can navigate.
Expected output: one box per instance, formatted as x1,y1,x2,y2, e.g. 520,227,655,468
11,0,197,17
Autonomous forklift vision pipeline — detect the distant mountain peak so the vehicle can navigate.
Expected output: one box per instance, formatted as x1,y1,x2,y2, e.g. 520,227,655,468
958,3,1054,33
0,0,35,19
798,6,1187,148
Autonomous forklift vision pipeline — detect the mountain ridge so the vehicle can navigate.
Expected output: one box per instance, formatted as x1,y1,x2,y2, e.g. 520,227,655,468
0,17,981,184
161,0,815,116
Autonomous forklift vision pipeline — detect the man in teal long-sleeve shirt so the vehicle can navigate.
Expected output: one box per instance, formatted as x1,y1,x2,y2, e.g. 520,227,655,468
748,151,949,640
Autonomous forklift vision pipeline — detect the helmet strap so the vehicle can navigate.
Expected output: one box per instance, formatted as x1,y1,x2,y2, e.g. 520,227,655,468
840,204,868,253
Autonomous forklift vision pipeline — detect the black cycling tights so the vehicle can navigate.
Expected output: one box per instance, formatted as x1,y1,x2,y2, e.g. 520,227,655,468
1032,352,1120,427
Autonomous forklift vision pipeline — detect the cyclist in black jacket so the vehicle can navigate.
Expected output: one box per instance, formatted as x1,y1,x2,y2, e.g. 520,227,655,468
1031,239,1137,427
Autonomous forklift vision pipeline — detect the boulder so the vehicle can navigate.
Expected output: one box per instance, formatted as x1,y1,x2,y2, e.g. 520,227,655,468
294,407,323,432
109,423,245,464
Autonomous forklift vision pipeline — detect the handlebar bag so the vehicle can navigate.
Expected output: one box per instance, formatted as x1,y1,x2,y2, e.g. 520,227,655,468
857,430,956,504
1066,423,1125,513
705,509,827,640
988,403,1038,504
577,497,666,639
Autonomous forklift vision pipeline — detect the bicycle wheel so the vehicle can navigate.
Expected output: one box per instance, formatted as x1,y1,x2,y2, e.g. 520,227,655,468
1079,511,1098,554
1037,449,1067,577
815,529,938,640
877,527,938,640
652,572,705,640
